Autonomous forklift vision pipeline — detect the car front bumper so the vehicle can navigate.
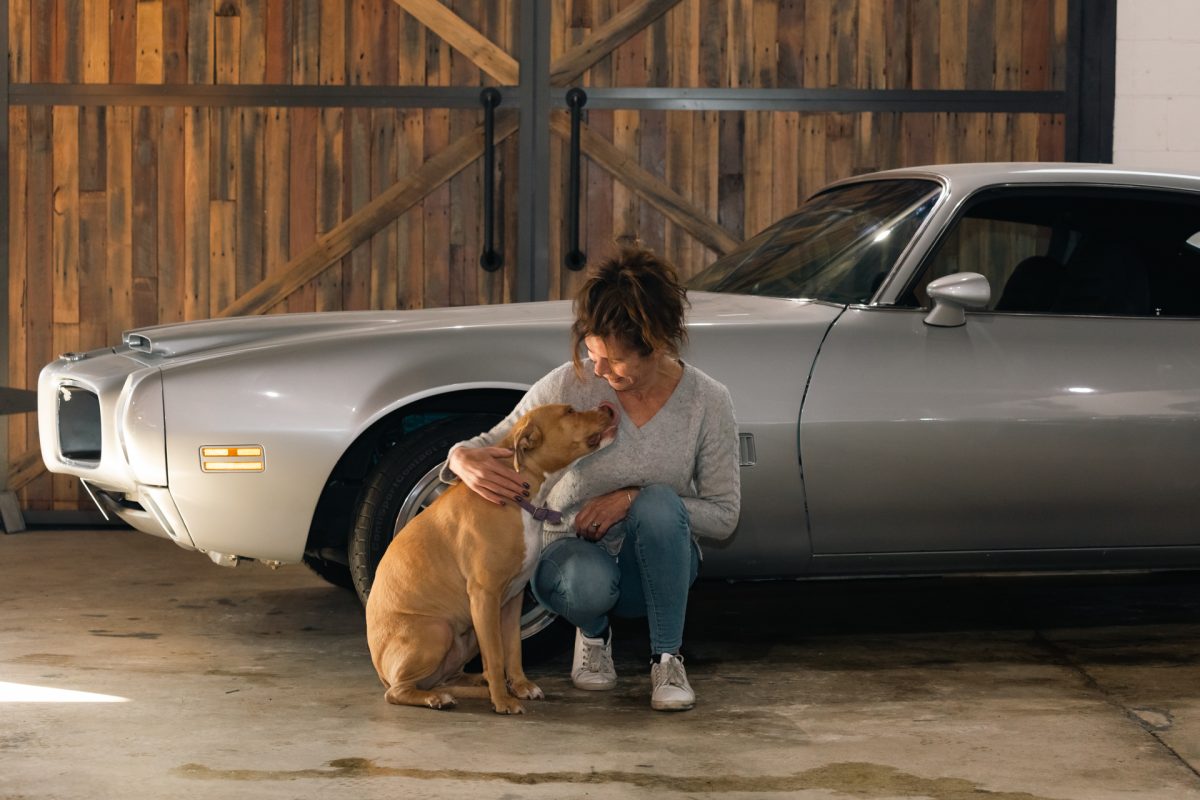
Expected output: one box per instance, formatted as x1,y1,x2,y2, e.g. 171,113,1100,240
37,347,197,551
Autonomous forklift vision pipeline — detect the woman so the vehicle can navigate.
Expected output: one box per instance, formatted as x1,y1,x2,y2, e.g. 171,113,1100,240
445,247,740,711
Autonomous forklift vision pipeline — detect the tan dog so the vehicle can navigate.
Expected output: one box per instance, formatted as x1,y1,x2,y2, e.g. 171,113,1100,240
366,402,617,714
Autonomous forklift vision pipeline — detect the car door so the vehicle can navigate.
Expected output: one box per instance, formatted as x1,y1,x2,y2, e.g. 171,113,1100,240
800,185,1200,559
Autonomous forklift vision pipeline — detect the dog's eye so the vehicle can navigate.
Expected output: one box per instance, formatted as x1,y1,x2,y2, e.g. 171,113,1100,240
564,407,574,414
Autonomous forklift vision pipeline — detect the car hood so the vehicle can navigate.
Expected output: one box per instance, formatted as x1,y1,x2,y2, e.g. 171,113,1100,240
121,303,573,361
120,294,839,364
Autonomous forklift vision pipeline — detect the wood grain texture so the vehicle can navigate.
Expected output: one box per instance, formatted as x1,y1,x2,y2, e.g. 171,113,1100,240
187,0,212,83
217,115,517,317
551,0,682,85
105,106,133,341
183,106,212,320
26,107,54,508
163,0,188,83
82,0,110,82
551,113,739,256
1022,0,1052,91
158,106,186,322
264,0,293,83
315,107,345,310
320,0,347,85
10,0,32,82
391,0,518,84
7,448,46,493
938,0,967,89
52,106,81,326
11,0,1068,90
214,4,241,85
136,0,164,83
262,107,291,312
910,0,939,90
287,105,318,312
237,108,266,299
131,107,159,328
8,108,31,464
294,0,321,84
79,192,110,345
345,107,373,308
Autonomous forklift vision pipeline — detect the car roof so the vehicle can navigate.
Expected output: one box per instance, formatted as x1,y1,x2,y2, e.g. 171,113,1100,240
824,162,1200,196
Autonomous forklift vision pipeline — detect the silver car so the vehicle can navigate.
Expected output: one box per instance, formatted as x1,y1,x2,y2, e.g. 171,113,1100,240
38,163,1200,633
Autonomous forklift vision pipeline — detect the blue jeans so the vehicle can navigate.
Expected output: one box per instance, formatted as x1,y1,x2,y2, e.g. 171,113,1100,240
531,484,700,655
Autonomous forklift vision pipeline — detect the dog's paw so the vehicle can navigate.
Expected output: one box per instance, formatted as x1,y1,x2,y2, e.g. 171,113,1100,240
492,696,526,715
384,687,457,709
509,679,544,700
425,692,456,710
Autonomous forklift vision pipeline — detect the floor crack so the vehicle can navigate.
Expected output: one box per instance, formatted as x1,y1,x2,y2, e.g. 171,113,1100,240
1033,630,1200,785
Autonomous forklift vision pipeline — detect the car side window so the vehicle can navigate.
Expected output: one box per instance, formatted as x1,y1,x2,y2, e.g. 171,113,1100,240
896,188,1200,317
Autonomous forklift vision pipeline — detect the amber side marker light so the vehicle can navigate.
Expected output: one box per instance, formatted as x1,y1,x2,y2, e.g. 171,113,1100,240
200,445,265,473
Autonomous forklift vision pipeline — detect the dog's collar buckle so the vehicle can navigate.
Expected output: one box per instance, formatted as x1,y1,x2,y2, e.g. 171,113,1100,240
517,497,563,525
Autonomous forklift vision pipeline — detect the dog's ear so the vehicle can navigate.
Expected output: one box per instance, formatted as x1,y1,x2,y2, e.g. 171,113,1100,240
511,420,543,471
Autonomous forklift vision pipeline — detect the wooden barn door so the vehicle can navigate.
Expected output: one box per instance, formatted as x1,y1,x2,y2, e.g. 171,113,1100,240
4,0,1112,514
542,0,1108,299
5,0,532,511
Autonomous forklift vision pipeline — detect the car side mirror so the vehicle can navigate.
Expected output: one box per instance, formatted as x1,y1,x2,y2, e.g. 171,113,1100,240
1187,231,1200,253
923,272,991,327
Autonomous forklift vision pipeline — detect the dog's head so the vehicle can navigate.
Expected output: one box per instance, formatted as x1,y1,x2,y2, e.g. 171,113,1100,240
509,402,618,476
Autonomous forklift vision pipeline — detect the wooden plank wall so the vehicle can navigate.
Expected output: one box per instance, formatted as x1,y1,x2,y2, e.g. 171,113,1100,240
8,0,1071,510
548,0,1069,299
7,0,519,510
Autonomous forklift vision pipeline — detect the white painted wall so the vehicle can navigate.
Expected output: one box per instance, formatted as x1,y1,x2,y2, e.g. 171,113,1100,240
1114,0,1200,170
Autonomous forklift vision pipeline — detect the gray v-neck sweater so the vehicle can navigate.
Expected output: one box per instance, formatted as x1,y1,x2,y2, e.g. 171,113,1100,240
444,360,741,551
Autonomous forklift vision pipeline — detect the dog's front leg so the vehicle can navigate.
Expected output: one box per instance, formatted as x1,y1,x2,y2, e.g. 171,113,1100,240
501,594,543,701
469,584,524,714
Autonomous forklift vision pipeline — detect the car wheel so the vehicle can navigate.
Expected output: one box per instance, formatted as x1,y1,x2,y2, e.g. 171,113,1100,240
348,414,565,648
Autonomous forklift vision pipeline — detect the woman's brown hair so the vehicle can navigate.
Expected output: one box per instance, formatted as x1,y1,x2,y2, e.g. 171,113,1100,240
570,247,690,374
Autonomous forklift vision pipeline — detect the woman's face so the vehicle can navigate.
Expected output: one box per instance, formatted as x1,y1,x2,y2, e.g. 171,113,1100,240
583,335,657,393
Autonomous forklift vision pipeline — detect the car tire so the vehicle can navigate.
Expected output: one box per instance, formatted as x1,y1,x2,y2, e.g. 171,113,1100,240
348,414,569,654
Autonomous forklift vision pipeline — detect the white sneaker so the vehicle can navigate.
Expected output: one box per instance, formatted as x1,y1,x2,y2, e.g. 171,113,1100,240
572,628,617,691
650,653,695,711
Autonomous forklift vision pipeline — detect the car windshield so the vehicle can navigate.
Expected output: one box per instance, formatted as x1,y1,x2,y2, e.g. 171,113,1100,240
688,179,941,303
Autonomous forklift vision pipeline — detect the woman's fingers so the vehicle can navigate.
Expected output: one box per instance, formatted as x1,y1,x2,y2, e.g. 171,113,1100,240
454,446,526,502
575,489,633,538
575,498,608,539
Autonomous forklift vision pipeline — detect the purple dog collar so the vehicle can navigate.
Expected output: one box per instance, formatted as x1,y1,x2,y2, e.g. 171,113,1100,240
515,497,563,525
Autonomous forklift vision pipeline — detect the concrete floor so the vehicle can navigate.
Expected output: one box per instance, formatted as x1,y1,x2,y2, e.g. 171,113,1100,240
3,530,1200,800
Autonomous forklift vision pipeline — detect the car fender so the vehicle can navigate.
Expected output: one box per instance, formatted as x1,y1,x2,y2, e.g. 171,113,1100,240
159,325,571,562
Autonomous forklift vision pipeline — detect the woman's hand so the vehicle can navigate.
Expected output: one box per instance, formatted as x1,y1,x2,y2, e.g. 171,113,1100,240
448,446,529,506
575,488,639,541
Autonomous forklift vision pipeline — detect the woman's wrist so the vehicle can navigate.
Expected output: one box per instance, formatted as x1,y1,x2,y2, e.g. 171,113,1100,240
446,445,465,475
